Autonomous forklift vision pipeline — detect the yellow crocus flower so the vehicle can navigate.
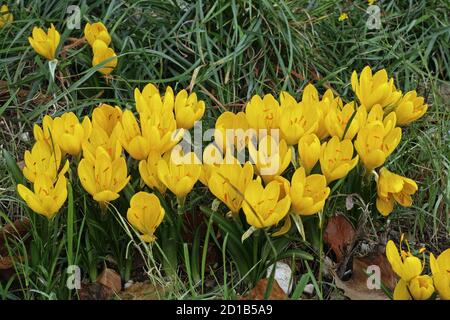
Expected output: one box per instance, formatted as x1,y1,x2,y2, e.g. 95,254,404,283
139,152,167,194
338,13,348,22
33,115,54,146
376,167,418,216
248,135,292,183
17,173,67,219
430,248,450,300
394,90,428,125
298,133,320,175
0,5,13,28
351,66,402,111
115,110,149,160
319,136,359,184
279,92,319,145
386,240,434,300
135,84,174,115
77,147,130,204
157,152,201,201
174,90,205,129
84,22,111,47
208,159,254,215
92,39,117,75
290,167,330,216
82,124,122,163
52,112,92,156
214,111,249,153
242,178,291,229
28,24,60,60
127,192,165,243
199,143,224,187
92,103,122,136
23,140,69,183
245,94,281,134
324,102,366,140
354,111,402,172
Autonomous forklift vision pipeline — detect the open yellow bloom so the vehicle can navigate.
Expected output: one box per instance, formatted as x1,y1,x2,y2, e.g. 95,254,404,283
214,111,249,153
115,110,149,160
174,90,205,129
386,240,434,300
325,102,366,140
245,94,281,134
376,167,418,216
338,13,348,21
92,39,117,75
394,90,428,125
135,84,174,116
92,104,122,136
319,136,359,184
23,141,69,183
127,192,165,243
279,92,319,145
208,159,254,215
82,124,122,164
430,248,450,300
298,133,320,174
199,143,224,186
84,22,111,47
139,152,166,194
242,179,291,229
78,147,130,204
157,152,201,200
354,111,402,171
248,135,292,183
28,23,60,60
290,167,330,216
52,112,92,156
33,115,53,146
0,5,13,28
351,66,402,110
17,174,67,219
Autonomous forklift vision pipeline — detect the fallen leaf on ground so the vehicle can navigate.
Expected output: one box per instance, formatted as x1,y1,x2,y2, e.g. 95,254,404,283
79,283,114,300
96,268,122,293
241,278,287,300
119,281,165,300
332,248,396,300
324,214,355,263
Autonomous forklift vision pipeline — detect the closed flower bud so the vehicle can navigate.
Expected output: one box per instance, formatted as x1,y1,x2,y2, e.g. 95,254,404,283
28,24,60,60
52,112,92,156
84,22,111,47
92,39,117,75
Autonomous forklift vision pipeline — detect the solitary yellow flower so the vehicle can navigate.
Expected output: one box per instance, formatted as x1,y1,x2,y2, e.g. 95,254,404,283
298,133,320,175
78,147,130,204
376,167,418,216
127,192,165,243
325,102,366,140
28,24,60,60
208,159,254,215
430,249,450,300
319,136,359,184
214,111,249,152
351,66,402,110
52,112,92,156
394,90,428,125
354,113,402,172
91,104,122,136
386,240,434,300
0,5,13,28
84,22,111,47
174,90,205,129
290,167,330,216
338,13,348,22
33,115,54,146
279,92,319,145
242,179,291,229
92,39,117,75
157,152,201,201
139,152,166,194
17,174,67,219
23,141,69,183
248,135,292,183
245,94,281,134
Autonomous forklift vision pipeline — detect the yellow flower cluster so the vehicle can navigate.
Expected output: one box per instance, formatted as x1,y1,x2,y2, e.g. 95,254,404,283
28,21,117,75
386,237,450,300
0,4,13,28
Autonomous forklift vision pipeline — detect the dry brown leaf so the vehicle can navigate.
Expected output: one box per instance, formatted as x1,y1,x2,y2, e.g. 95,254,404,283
96,268,122,293
242,278,287,300
324,214,355,263
119,281,165,300
79,283,114,300
333,249,396,300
